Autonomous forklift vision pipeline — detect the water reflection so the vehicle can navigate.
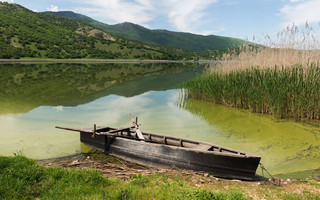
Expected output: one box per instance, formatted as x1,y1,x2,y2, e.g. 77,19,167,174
0,90,212,159
0,63,203,159
0,62,202,114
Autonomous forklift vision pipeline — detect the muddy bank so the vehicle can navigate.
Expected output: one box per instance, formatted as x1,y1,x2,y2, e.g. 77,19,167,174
37,151,224,181
36,150,316,185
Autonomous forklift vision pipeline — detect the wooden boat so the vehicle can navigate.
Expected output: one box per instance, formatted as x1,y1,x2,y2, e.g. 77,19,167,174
56,116,261,180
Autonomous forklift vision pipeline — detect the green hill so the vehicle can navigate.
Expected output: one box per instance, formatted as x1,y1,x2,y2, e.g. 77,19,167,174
46,11,246,52
0,3,192,60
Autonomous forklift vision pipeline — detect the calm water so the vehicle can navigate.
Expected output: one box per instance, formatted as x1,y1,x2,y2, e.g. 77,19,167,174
0,63,319,178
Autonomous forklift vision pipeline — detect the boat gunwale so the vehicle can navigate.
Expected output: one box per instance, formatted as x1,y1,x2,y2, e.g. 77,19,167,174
80,126,261,158
111,135,260,159
80,135,260,180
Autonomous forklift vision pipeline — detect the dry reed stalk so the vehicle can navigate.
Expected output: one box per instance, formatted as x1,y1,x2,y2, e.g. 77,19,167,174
210,22,320,72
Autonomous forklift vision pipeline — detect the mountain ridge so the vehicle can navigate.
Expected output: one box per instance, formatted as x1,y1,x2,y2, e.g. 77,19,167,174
0,2,194,60
45,11,246,52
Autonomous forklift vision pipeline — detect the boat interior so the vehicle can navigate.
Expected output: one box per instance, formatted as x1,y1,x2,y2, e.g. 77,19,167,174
93,126,247,156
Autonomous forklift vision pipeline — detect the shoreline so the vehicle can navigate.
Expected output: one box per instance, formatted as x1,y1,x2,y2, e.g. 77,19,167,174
35,151,316,183
33,151,320,199
0,58,217,64
35,151,269,182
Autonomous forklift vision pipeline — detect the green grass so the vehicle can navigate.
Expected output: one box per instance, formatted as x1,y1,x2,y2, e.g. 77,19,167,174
95,41,162,59
0,155,109,200
298,180,320,185
181,64,320,121
0,155,247,200
284,193,320,200
76,173,247,200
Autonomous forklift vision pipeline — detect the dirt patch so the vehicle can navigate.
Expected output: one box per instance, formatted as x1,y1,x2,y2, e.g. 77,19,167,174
37,151,219,181
37,151,162,180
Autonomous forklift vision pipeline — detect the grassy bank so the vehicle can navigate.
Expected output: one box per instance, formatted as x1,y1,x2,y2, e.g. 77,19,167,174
0,156,108,199
0,156,320,200
1,155,320,200
0,155,245,200
182,65,320,120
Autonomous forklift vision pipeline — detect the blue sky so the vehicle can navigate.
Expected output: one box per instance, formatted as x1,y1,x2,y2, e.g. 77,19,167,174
2,0,320,40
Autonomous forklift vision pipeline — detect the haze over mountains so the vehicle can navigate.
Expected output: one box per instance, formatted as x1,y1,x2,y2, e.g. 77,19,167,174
46,11,246,52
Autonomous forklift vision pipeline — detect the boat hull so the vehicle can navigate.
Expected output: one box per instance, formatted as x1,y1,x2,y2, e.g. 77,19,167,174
80,131,260,180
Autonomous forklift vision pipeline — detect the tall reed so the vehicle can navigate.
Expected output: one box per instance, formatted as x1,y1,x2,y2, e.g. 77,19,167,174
215,22,320,72
182,65,320,120
182,22,320,121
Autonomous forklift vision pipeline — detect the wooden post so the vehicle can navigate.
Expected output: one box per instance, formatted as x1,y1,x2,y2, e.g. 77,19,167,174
129,113,145,140
92,124,96,138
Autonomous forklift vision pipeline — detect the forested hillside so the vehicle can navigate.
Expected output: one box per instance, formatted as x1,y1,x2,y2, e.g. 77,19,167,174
46,11,247,52
0,2,193,60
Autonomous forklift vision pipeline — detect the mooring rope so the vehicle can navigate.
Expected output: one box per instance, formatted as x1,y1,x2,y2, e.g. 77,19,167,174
259,163,281,186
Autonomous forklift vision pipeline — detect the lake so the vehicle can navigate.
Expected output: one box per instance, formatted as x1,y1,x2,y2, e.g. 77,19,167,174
0,62,319,178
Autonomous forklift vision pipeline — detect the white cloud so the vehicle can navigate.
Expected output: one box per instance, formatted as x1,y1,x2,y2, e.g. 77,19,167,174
75,0,218,34
164,0,218,33
0,114,21,121
77,93,155,125
0,0,14,3
47,5,59,12
53,106,63,112
280,0,320,26
190,27,225,36
75,0,155,27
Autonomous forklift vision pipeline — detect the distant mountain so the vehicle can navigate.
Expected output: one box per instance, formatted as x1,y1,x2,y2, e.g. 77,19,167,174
45,11,246,52
0,3,192,60
44,11,98,24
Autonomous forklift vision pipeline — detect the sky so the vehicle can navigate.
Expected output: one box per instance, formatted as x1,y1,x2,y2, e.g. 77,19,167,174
1,0,320,40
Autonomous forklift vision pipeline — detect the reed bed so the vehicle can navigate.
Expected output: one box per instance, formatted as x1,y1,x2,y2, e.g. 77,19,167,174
182,23,320,121
182,65,320,120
